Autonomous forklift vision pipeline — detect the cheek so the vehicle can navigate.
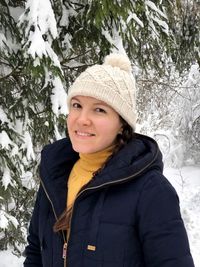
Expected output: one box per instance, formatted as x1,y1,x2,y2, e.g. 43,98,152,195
108,118,122,135
110,126,121,138
98,121,120,138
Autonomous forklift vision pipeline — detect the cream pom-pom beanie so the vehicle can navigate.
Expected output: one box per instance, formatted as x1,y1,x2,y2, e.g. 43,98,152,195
67,53,137,130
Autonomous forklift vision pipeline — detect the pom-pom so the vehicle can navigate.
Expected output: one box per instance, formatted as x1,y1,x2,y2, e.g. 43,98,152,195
104,53,131,72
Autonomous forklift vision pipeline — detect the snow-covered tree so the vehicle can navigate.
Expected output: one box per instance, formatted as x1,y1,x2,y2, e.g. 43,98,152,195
0,0,67,252
137,63,200,167
0,0,35,252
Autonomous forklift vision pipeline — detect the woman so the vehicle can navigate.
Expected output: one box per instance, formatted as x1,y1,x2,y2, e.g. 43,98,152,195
24,54,194,267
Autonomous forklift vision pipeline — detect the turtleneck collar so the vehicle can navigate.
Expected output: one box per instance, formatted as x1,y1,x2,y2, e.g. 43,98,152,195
76,145,115,174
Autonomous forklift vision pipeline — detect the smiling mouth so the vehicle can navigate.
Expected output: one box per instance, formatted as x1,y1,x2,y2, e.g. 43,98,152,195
75,131,95,137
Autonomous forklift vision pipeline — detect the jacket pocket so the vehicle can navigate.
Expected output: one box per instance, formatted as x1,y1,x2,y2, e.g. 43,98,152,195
84,222,138,266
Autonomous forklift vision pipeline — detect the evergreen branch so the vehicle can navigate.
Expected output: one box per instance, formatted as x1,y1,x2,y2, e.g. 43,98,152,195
61,49,94,64
62,63,94,70
0,60,14,67
0,67,21,82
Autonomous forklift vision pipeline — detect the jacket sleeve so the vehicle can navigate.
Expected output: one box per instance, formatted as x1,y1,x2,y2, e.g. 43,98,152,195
23,186,43,267
137,173,195,267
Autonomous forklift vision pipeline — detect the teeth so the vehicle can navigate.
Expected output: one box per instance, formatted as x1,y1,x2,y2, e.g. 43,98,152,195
76,131,94,136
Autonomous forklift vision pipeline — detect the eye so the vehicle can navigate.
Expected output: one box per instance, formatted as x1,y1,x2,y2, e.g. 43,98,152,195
95,108,106,113
71,102,81,109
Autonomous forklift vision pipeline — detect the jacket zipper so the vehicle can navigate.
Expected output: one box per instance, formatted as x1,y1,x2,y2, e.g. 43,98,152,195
40,144,159,266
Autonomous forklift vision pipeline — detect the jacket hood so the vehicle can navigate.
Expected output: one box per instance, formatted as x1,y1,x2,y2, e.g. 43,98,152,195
89,133,163,187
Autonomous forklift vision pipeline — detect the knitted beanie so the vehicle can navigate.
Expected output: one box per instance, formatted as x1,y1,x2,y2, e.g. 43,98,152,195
67,53,137,129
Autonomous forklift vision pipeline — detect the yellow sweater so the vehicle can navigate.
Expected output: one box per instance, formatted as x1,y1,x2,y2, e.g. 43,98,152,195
67,146,114,209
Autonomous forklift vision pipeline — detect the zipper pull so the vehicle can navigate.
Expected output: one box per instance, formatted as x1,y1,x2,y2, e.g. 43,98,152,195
62,242,67,259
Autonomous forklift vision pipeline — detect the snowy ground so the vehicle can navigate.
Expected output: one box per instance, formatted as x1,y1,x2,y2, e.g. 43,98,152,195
0,250,24,267
164,166,200,267
0,166,200,266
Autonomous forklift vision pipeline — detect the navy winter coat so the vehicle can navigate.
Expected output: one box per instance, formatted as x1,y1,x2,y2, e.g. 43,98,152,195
24,134,194,267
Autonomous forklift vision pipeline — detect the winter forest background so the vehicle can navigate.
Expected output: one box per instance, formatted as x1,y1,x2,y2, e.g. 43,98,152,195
0,0,200,266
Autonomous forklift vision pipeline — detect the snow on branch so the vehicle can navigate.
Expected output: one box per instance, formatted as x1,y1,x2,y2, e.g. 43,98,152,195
0,131,13,150
0,210,18,229
0,33,7,50
2,165,12,190
145,0,169,36
21,131,35,161
18,0,61,68
19,0,57,38
127,13,144,28
145,0,167,19
51,76,68,116
0,107,9,124
151,16,169,35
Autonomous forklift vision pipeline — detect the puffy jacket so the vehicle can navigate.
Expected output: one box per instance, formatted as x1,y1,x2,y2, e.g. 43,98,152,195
24,133,194,267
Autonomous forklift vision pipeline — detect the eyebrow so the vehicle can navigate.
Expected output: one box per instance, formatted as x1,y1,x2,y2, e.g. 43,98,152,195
93,102,109,107
71,97,109,107
71,97,80,102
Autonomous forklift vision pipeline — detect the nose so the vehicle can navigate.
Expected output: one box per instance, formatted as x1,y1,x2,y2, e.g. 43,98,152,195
77,110,92,126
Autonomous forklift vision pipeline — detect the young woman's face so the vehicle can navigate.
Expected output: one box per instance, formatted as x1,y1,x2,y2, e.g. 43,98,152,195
67,95,123,154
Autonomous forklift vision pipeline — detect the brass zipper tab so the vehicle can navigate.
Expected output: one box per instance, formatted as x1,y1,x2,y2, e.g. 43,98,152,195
87,244,96,251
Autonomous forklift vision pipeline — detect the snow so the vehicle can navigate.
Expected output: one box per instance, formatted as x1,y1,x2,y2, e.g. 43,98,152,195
0,211,9,229
9,6,24,22
145,0,169,37
59,5,77,27
0,250,24,267
18,0,61,68
152,16,169,35
0,211,18,230
164,166,200,267
0,33,7,49
27,28,61,69
102,29,129,54
145,0,167,19
21,171,35,190
54,123,64,140
127,13,144,27
21,0,58,38
0,166,199,266
0,131,13,149
0,107,9,124
2,166,11,190
22,132,35,161
27,26,49,58
51,77,68,116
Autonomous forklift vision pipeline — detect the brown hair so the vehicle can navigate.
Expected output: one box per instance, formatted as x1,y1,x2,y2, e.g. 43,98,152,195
53,118,134,232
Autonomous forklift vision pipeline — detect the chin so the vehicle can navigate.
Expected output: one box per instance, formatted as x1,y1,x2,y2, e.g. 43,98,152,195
72,144,95,154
